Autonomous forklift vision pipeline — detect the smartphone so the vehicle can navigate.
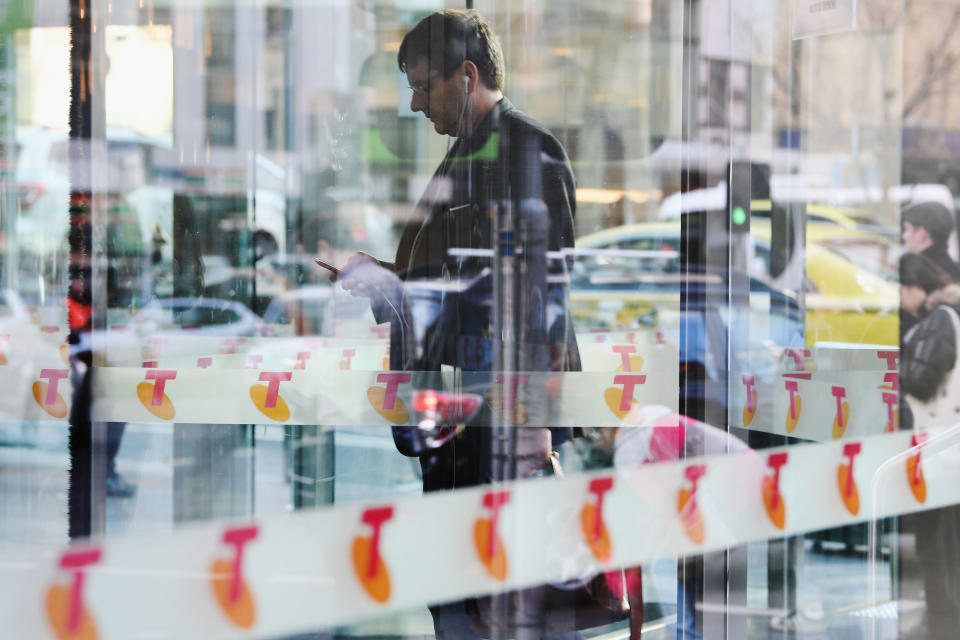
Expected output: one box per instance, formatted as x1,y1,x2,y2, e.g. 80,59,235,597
313,258,341,276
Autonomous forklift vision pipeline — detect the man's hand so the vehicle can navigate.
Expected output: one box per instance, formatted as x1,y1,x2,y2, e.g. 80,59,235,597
337,252,399,299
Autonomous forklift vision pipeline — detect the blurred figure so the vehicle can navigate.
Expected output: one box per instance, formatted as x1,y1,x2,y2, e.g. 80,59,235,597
900,252,960,639
902,201,960,282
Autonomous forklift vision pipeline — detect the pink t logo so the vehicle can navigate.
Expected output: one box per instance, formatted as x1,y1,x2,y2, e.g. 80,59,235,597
742,375,756,412
767,453,788,509
340,349,356,370
144,370,177,406
832,386,847,428
376,373,411,410
587,477,614,540
613,374,647,411
0,333,9,362
246,355,263,369
360,506,394,578
785,380,800,420
482,491,511,559
785,348,811,371
58,546,102,634
877,350,898,370
495,373,530,411
371,325,390,339
221,526,259,604
258,372,292,409
146,336,166,358
683,465,706,513
197,357,212,368
39,369,69,405
295,351,311,370
612,345,637,371
221,338,244,354
842,442,862,497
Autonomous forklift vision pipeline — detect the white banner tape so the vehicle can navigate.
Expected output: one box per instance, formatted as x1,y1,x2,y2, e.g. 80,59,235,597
3,429,956,639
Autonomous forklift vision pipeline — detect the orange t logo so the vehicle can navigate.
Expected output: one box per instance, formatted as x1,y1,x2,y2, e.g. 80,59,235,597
250,371,293,422
831,386,849,439
907,434,927,503
352,506,394,603
34,368,69,419
136,369,177,420
581,477,614,562
474,490,510,580
210,525,258,628
340,349,356,370
763,453,788,529
742,375,757,425
45,546,101,640
837,442,861,515
677,465,706,544
368,373,410,423
605,373,646,419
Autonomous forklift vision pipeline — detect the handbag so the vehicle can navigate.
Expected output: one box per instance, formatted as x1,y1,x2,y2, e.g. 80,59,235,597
906,304,960,430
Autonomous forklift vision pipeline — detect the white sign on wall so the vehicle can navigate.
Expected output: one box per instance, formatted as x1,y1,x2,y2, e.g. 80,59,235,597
793,0,857,39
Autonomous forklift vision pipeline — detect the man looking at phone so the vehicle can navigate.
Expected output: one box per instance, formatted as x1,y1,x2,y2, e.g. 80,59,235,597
339,8,579,484
336,9,585,639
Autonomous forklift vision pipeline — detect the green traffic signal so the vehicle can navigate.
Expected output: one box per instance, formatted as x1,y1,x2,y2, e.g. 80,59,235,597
732,205,747,226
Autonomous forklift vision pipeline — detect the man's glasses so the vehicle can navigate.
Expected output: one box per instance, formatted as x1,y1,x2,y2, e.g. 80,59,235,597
408,71,444,96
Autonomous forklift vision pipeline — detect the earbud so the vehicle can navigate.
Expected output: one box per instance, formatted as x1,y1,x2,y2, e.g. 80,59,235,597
464,76,469,93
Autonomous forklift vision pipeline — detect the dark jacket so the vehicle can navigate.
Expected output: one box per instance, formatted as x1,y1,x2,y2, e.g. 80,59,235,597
922,245,960,283
373,98,581,491
902,284,960,402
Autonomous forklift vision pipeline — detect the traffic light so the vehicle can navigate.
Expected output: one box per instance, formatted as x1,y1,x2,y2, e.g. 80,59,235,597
727,161,753,233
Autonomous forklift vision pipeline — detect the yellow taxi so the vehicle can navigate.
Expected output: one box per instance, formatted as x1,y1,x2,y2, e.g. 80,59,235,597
571,220,898,347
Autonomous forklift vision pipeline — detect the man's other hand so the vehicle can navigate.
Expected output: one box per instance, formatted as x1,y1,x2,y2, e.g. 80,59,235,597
337,252,398,299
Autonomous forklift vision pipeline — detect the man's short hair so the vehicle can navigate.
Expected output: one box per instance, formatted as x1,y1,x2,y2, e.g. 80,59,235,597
903,201,956,248
398,9,505,91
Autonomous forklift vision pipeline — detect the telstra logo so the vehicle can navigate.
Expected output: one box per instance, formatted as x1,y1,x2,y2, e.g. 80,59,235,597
250,372,293,422
880,372,899,433
763,453,788,529
604,346,646,419
742,375,757,425
837,442,862,515
0,333,8,365
677,465,706,545
907,434,927,504
474,490,510,581
368,373,411,423
782,373,811,434
34,368,69,419
210,525,259,629
487,374,530,424
581,477,614,562
352,506,394,603
45,546,101,640
340,349,356,370
831,386,850,439
136,369,177,420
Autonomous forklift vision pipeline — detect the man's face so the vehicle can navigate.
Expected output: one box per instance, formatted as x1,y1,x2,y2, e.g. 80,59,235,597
903,221,934,254
405,57,465,136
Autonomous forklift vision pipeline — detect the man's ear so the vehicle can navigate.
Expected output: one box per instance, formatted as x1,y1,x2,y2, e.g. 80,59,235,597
462,60,480,93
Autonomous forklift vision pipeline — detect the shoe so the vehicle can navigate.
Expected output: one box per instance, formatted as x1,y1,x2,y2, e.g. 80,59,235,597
770,612,827,634
106,473,137,498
